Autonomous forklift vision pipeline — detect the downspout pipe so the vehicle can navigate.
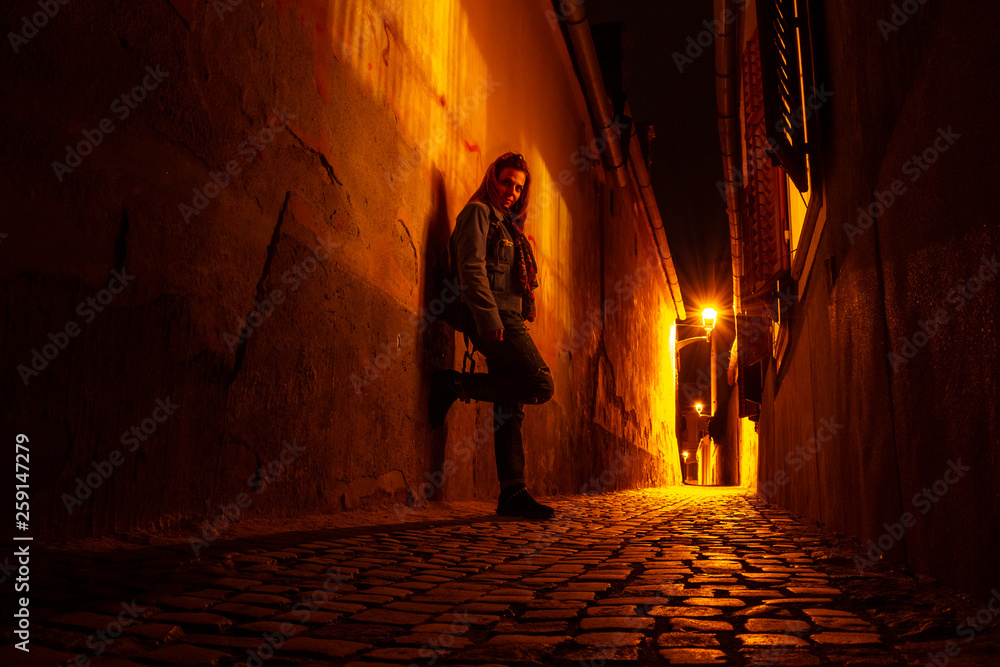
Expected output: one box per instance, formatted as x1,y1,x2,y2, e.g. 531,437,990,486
560,2,685,318
626,112,687,320
563,1,628,188
714,0,744,313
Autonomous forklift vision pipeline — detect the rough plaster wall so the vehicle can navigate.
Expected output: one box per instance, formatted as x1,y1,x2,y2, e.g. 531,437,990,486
723,383,756,489
1,0,681,540
870,0,1000,594
757,0,999,593
595,182,682,492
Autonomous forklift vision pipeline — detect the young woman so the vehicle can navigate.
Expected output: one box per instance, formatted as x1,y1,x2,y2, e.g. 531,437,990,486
430,152,555,519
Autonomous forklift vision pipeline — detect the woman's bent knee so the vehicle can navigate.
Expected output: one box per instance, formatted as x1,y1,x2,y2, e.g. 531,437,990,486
528,371,554,404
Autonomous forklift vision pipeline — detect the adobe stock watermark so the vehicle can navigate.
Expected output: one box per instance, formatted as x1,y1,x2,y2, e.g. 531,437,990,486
672,0,750,73
575,590,702,667
681,342,740,407
338,0,401,64
526,118,628,223
405,611,475,667
758,417,844,500
557,250,661,357
189,439,307,555
887,255,998,372
716,85,834,202
213,0,251,20
580,450,639,496
520,450,639,562
51,66,169,182
62,397,180,514
923,588,1000,667
854,459,970,572
243,566,352,667
223,241,335,353
878,0,929,41
180,108,296,224
7,0,71,54
739,627,811,667
393,406,513,521
350,278,466,394
731,283,798,355
12,545,30,652
544,0,585,30
16,268,135,385
384,74,501,192
844,126,961,244
68,600,146,666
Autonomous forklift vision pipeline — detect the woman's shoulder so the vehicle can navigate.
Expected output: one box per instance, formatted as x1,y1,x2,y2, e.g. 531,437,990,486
457,200,498,225
460,200,493,216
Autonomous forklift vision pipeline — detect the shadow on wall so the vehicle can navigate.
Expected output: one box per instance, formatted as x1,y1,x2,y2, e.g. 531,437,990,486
422,166,455,494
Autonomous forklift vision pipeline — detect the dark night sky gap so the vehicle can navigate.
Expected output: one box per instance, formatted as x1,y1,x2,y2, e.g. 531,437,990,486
586,0,735,389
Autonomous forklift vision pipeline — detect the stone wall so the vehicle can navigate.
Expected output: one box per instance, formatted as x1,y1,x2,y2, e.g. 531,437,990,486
1,0,683,540
754,0,999,594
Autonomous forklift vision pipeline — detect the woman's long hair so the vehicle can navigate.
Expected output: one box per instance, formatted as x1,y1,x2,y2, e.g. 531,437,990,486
466,152,532,228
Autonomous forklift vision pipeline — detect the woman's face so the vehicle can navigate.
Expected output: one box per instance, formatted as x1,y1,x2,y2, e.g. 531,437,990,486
496,167,526,210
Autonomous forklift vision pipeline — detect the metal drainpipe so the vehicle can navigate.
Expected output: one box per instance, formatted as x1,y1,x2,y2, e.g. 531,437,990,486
562,2,686,319
714,0,745,313
563,1,628,188
626,114,687,320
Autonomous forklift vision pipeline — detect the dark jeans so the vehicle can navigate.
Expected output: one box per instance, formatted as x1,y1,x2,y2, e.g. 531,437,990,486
465,310,554,487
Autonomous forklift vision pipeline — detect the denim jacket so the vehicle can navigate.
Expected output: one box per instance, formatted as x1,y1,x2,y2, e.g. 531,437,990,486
450,201,522,336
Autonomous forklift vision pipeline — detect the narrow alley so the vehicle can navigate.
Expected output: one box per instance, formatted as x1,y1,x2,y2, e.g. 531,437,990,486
7,487,999,666
3,1,999,665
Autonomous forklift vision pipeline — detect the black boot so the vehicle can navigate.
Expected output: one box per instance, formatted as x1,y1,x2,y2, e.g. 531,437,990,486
497,485,555,520
429,369,463,428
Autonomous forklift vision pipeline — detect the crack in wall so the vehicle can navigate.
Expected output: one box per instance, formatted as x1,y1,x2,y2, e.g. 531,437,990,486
164,0,190,31
147,123,212,172
397,218,417,284
382,22,394,67
286,127,343,186
230,190,291,383
593,341,635,439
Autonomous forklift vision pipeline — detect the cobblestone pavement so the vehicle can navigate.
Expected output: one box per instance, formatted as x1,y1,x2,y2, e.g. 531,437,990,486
5,487,1000,666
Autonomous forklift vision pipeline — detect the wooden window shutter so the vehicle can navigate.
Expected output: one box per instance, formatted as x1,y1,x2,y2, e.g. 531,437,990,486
756,0,809,191
741,31,791,298
736,311,770,418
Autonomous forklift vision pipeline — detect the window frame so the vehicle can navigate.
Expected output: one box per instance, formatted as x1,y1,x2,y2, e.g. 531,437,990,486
735,0,825,377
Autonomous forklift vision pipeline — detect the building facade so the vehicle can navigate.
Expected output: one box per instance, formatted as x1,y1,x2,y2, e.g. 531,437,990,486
715,0,1000,593
1,0,687,539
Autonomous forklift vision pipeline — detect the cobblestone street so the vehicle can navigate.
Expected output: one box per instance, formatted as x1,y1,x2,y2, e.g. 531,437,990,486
5,487,999,667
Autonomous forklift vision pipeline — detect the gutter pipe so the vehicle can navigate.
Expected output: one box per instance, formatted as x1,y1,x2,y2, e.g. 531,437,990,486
714,0,745,313
562,2,687,319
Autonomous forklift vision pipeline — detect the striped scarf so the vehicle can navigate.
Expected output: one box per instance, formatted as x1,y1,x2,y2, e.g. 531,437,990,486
504,215,538,322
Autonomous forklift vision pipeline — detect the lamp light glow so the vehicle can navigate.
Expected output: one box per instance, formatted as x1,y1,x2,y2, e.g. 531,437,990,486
701,308,718,333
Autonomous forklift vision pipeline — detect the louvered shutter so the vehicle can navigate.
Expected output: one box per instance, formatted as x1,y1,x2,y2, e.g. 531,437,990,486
741,32,791,298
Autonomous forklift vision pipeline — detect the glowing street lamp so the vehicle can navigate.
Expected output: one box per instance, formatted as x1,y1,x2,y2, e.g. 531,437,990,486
675,307,724,483
702,308,718,334
702,307,720,416
677,307,724,455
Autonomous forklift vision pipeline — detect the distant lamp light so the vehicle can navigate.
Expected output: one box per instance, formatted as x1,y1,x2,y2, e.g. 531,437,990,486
682,450,690,463
701,308,718,334
695,403,703,416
